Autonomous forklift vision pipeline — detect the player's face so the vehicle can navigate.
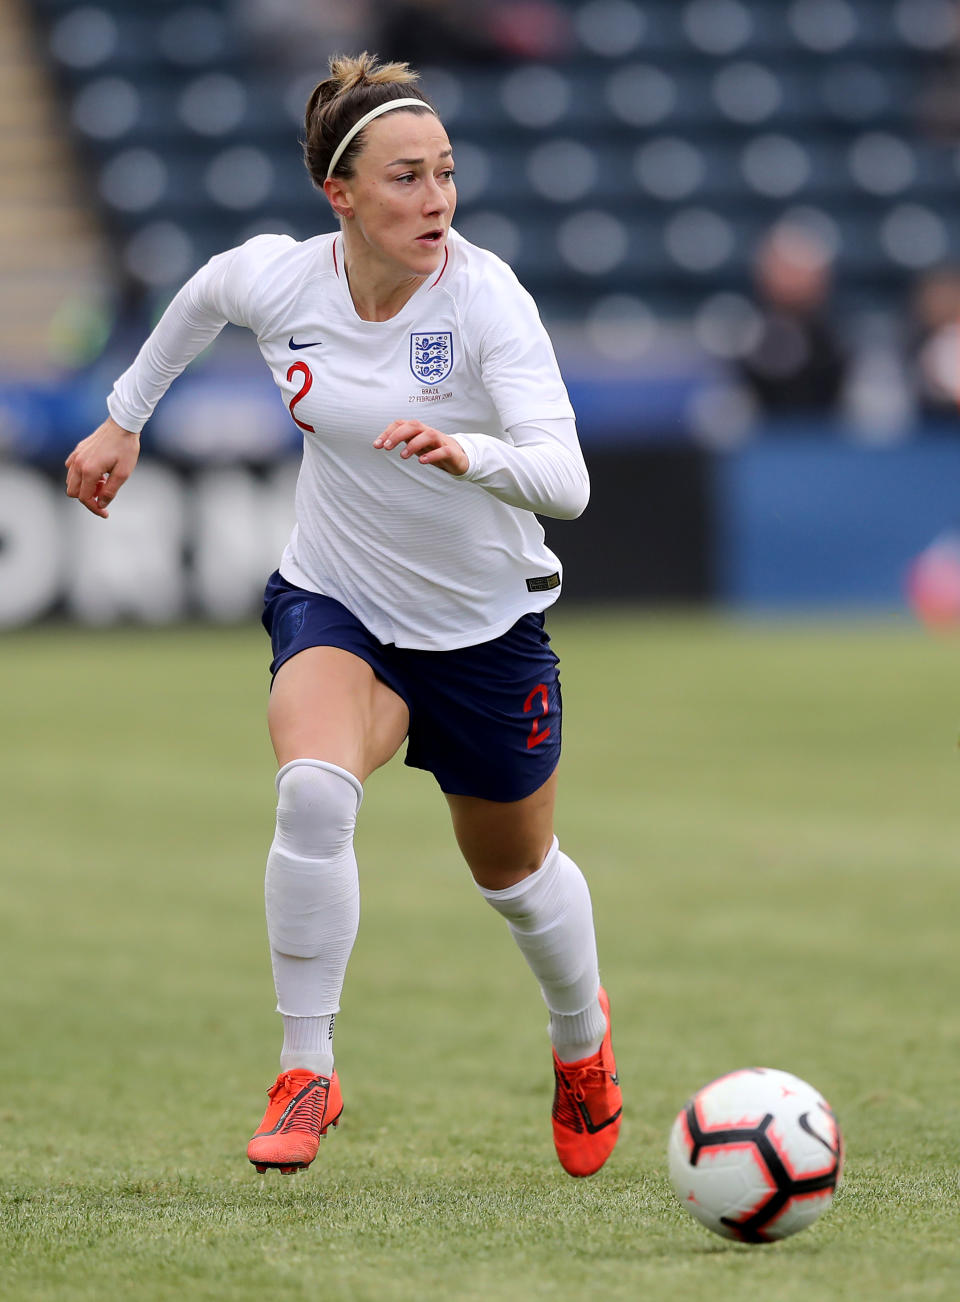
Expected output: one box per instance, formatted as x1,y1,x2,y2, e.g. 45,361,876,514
336,111,456,277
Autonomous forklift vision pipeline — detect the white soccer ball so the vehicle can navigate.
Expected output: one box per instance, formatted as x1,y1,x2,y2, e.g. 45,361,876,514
667,1067,843,1243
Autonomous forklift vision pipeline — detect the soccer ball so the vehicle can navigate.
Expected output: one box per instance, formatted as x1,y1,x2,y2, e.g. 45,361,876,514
906,532,960,628
667,1067,843,1243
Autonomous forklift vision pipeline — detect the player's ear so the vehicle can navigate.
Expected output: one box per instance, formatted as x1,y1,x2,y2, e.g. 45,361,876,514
323,177,354,220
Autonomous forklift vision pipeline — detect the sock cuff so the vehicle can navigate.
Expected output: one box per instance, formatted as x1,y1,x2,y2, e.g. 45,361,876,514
545,983,603,1020
275,757,364,808
549,993,607,1059
475,835,559,904
276,1006,341,1018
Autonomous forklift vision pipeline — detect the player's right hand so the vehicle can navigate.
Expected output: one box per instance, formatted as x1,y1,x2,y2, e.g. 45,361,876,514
65,416,141,518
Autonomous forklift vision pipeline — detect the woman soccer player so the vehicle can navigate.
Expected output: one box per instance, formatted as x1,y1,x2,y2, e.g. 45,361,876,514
65,52,621,1178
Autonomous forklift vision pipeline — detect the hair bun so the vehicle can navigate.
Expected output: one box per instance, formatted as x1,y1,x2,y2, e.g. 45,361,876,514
328,51,420,94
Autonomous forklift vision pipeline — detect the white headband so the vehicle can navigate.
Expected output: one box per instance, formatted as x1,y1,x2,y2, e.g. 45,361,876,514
325,97,436,180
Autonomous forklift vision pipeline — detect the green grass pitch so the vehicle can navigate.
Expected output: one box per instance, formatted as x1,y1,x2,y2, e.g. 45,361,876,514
1,612,958,1301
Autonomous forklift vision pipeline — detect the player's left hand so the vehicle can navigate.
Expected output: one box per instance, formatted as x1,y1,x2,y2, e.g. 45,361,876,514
374,420,468,476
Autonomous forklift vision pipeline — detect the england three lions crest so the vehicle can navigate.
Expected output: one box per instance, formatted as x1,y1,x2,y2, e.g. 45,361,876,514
410,332,454,384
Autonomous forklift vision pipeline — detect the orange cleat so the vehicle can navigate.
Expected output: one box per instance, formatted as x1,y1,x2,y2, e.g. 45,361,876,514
247,1068,343,1174
551,987,622,1177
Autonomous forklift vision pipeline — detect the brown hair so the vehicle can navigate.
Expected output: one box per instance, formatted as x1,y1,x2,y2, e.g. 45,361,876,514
303,52,436,187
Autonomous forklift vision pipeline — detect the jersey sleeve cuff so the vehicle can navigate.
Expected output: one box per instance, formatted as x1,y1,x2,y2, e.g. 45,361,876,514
447,433,474,476
106,390,148,435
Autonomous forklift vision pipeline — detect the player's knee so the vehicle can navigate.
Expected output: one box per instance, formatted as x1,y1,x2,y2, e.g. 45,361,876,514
479,836,561,924
267,760,362,959
274,758,363,857
464,823,559,892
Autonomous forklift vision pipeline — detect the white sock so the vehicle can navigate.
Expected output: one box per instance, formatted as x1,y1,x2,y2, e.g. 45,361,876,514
264,759,363,1074
280,1013,336,1077
477,837,607,1062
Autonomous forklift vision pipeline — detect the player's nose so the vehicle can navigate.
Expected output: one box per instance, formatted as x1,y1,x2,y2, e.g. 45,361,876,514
423,176,450,214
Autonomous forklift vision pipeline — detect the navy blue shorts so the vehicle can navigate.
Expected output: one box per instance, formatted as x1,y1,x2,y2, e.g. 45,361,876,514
261,571,561,802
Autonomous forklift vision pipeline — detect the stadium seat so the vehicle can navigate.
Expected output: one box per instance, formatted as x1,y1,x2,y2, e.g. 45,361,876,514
25,0,960,322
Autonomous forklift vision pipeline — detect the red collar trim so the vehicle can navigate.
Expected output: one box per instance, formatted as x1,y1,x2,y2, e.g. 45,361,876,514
430,245,449,288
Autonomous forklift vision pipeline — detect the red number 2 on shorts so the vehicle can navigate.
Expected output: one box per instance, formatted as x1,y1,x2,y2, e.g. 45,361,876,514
287,361,316,433
524,683,552,750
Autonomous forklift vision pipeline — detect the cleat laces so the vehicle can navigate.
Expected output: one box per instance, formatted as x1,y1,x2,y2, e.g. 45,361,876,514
262,1072,328,1136
571,1062,613,1101
556,1060,620,1131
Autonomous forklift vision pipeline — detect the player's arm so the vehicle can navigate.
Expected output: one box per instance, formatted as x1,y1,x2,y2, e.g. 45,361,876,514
443,261,588,517
105,259,243,435
64,237,278,518
373,415,589,519
448,417,588,519
65,416,140,518
64,271,230,517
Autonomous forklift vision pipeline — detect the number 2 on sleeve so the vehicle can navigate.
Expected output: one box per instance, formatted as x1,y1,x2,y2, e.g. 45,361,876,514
287,361,316,433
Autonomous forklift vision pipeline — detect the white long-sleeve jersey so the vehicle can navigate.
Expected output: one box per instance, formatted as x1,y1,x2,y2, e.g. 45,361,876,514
108,228,588,649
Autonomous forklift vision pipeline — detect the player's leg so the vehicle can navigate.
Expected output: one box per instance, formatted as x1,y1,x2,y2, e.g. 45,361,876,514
268,643,409,776
447,772,605,1056
446,774,622,1177
249,643,408,1173
266,644,409,1064
416,612,608,1064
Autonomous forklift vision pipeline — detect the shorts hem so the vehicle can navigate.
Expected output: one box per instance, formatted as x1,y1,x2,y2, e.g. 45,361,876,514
411,757,560,803
269,641,413,715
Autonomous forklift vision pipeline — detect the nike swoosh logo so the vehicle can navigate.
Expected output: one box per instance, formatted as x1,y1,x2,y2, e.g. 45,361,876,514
289,337,322,350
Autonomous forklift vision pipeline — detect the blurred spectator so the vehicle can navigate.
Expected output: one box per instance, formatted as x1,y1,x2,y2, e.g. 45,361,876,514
843,308,913,443
378,0,571,65
913,0,960,140
485,0,572,60
737,222,849,419
231,0,376,69
906,264,960,423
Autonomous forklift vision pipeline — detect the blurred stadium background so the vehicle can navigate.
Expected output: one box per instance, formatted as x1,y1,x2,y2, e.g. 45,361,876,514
4,14,960,1291
4,0,960,628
